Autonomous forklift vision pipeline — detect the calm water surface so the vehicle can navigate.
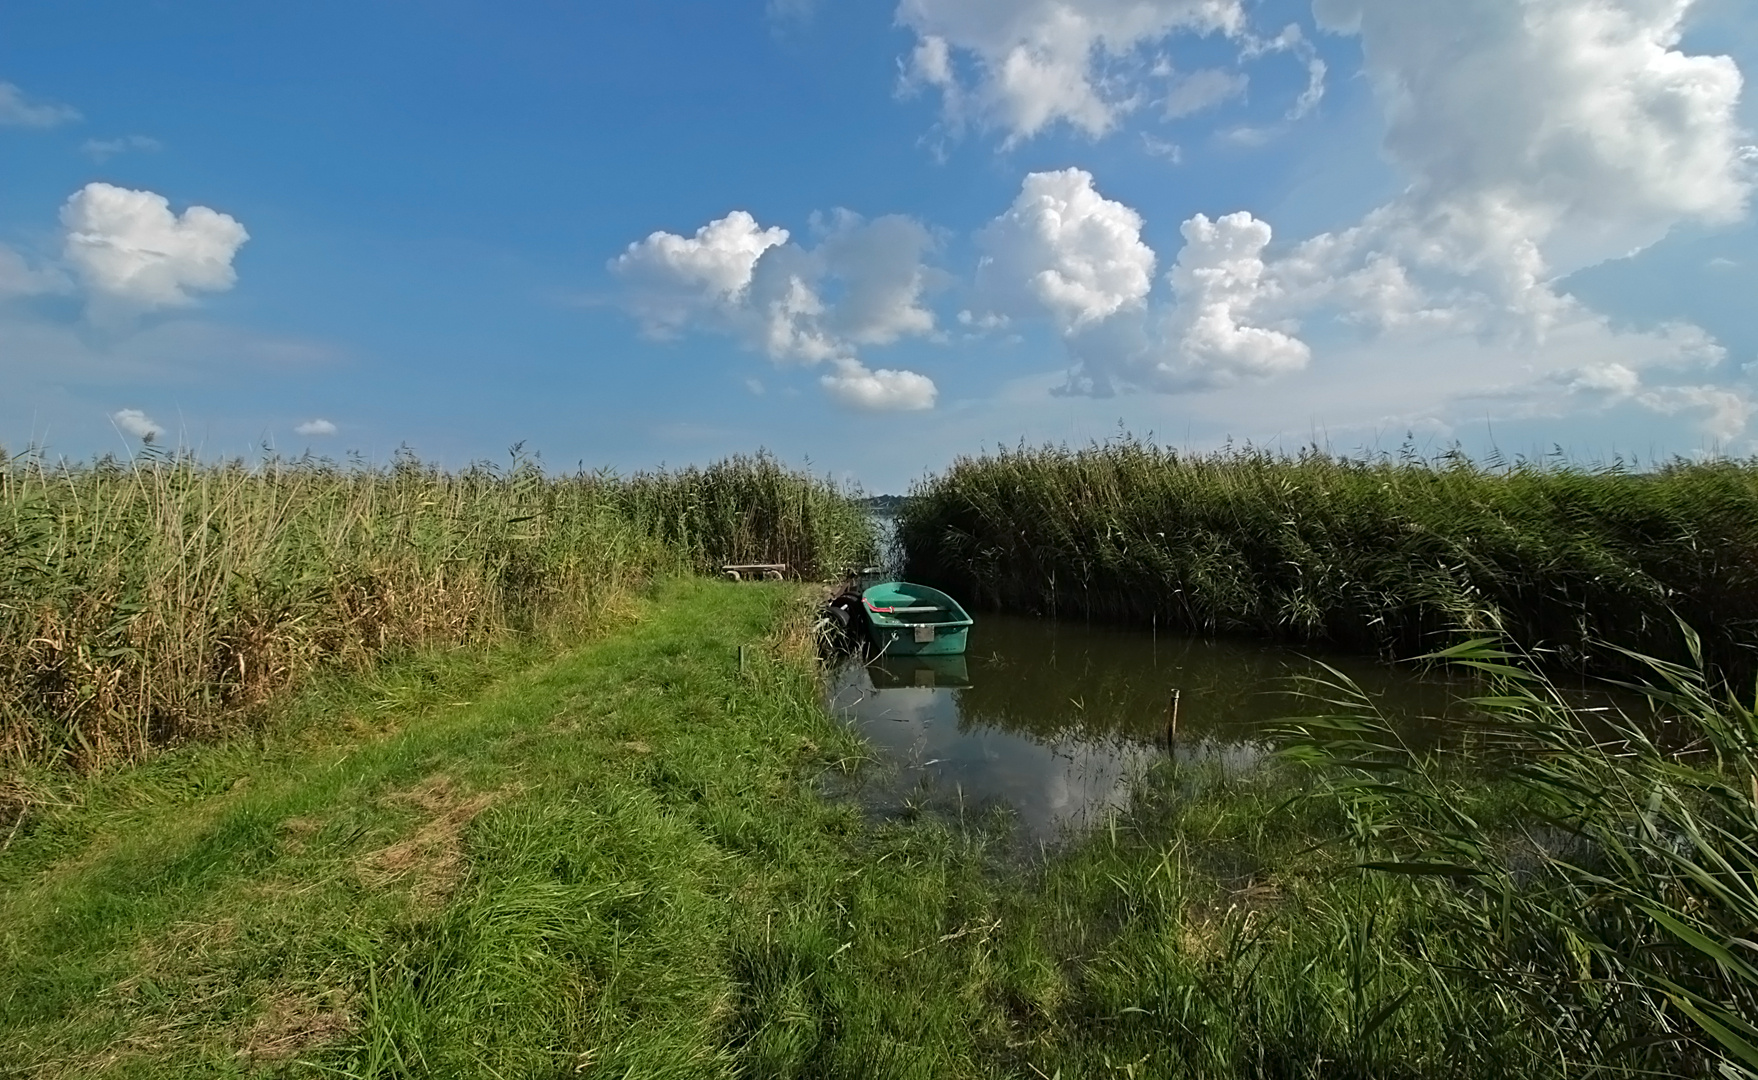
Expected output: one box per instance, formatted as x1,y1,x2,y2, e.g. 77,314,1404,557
826,613,1468,845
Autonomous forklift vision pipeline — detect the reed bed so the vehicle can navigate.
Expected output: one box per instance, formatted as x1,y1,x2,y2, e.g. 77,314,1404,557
1283,636,1758,1077
0,446,872,773
898,438,1758,681
612,452,874,577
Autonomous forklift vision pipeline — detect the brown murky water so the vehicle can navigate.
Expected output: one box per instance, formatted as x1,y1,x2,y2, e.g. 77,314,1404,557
826,612,1469,845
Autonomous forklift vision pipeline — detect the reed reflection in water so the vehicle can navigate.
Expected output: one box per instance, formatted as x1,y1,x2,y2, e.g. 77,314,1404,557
826,613,1463,845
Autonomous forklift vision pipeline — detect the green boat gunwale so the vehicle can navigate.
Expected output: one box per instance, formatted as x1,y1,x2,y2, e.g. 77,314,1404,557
861,583,973,628
859,581,973,657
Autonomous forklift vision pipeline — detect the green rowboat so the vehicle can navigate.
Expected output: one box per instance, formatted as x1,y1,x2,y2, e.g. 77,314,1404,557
860,581,973,657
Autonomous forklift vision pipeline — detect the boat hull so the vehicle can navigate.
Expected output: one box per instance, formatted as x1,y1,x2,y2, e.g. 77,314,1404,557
859,581,974,657
867,623,970,657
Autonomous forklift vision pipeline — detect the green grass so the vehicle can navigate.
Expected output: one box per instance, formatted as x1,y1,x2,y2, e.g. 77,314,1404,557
11,435,1754,1077
1283,634,1758,1078
0,579,999,1077
5,578,1752,1078
0,578,1405,1079
897,438,1758,683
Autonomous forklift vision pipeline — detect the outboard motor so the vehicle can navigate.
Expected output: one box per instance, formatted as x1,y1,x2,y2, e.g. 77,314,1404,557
822,565,882,654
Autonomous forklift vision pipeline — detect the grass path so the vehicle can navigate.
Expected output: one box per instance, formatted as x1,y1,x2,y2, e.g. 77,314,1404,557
0,579,1031,1078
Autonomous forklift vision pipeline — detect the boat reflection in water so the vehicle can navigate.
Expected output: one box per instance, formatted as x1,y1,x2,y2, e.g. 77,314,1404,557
865,655,971,690
827,613,1463,848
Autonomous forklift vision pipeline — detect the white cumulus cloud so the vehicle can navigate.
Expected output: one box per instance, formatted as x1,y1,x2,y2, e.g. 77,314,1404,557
294,419,337,436
820,358,938,411
111,408,163,442
612,209,942,409
61,183,249,314
1153,211,1309,388
897,0,1247,142
1552,362,1644,398
975,168,1155,330
1304,0,1752,314
971,172,1306,395
611,210,789,337
0,81,80,128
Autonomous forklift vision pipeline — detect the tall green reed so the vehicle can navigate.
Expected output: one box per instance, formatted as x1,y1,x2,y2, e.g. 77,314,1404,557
0,445,872,774
898,437,1758,682
1284,634,1758,1077
611,451,874,577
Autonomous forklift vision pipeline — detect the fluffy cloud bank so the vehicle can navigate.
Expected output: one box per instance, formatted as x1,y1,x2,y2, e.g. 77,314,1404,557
895,0,1326,145
294,418,338,436
956,0,1756,443
969,170,1307,394
62,183,250,315
897,0,1248,141
1287,0,1753,336
1283,0,1755,438
602,0,1753,441
976,168,1155,330
612,209,941,410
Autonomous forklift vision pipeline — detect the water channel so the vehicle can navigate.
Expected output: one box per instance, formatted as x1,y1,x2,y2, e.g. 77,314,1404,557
825,612,1470,847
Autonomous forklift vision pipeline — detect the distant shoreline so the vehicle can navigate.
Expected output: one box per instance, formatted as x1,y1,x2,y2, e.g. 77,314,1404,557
857,494,910,514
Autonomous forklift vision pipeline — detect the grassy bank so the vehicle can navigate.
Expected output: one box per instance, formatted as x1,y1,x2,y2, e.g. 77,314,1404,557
0,578,1455,1079
2,579,1752,1077
0,580,1019,1078
897,439,1758,681
0,447,872,775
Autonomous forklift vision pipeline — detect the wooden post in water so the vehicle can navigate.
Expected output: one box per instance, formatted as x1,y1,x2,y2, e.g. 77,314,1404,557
1165,688,1181,756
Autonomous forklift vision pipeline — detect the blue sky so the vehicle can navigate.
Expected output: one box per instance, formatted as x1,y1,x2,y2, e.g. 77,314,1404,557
2,0,1756,491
